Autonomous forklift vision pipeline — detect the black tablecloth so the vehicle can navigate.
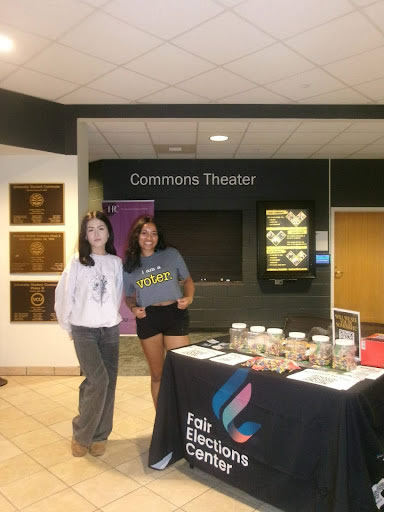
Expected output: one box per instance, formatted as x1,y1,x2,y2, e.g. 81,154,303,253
148,345,384,512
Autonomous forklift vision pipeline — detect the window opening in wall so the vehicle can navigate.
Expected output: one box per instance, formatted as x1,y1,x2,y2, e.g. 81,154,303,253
155,210,242,282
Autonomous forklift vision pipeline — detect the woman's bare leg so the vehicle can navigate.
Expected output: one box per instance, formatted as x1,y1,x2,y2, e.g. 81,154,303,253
139,334,165,408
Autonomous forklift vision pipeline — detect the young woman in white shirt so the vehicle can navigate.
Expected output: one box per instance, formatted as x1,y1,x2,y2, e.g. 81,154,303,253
55,210,123,457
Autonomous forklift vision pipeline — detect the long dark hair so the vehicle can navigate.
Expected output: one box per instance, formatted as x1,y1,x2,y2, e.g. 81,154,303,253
79,210,116,266
123,216,167,273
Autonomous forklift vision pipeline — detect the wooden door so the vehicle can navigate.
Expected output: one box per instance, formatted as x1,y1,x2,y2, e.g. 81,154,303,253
334,211,384,323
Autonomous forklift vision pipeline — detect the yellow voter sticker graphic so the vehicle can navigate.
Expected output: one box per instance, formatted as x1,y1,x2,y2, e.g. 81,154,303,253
31,293,44,306
29,193,45,207
30,241,45,256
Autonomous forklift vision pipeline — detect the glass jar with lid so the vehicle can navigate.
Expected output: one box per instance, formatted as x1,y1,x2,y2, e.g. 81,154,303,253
247,326,267,354
285,332,309,361
332,339,356,371
265,328,284,357
309,335,332,366
229,323,248,352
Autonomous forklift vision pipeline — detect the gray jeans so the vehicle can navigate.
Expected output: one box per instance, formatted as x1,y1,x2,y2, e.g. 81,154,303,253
71,324,119,446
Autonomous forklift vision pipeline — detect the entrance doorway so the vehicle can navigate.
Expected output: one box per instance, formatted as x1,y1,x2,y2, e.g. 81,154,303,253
332,209,384,329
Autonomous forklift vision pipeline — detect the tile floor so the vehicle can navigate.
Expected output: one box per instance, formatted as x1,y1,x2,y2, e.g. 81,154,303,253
0,374,281,512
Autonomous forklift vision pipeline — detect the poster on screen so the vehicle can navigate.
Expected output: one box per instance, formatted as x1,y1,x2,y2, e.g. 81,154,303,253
332,307,361,359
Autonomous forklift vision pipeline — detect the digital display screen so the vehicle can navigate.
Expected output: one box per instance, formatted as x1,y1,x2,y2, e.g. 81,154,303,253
316,254,330,265
257,201,316,280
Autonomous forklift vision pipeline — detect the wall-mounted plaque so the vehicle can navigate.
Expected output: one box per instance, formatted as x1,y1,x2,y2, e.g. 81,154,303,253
10,281,58,322
9,183,64,224
10,232,64,273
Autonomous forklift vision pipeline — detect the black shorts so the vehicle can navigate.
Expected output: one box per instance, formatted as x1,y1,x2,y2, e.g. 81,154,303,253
136,302,190,340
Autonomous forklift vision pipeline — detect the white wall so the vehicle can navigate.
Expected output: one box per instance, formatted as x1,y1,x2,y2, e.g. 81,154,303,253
0,152,80,367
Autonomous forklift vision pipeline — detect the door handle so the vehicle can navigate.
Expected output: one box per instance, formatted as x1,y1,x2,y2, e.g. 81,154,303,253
334,267,343,279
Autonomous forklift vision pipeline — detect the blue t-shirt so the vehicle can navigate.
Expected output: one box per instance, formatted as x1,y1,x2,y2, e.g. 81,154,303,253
123,247,190,307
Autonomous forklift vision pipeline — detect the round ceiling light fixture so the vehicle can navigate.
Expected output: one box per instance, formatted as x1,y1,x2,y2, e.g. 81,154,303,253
210,135,229,142
0,34,13,53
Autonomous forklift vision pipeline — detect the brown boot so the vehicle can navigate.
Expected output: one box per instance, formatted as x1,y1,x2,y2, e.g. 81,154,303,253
89,440,107,456
71,438,88,457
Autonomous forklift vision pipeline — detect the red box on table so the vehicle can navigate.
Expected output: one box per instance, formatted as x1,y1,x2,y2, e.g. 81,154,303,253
360,333,384,368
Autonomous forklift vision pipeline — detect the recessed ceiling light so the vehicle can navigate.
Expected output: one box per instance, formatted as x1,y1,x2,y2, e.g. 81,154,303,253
168,146,182,152
210,135,229,142
0,34,13,53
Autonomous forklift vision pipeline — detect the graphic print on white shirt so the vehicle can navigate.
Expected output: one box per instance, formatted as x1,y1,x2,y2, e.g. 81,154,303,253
90,270,109,304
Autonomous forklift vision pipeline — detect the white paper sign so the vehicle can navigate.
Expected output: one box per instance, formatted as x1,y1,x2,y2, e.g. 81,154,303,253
287,368,360,390
172,345,223,359
209,353,253,365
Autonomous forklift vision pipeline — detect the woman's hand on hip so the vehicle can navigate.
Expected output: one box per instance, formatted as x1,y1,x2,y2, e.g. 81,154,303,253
177,297,192,309
132,306,146,318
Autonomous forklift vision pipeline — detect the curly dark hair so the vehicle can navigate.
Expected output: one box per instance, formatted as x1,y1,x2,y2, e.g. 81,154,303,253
123,216,167,273
78,210,116,266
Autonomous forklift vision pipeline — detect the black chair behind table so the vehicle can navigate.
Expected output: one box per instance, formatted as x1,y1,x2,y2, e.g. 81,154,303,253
283,314,333,340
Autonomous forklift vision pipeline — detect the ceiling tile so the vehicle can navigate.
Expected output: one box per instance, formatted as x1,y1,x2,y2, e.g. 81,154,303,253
102,132,152,145
198,132,244,145
276,144,323,154
241,132,291,145
57,87,128,104
225,43,314,84
350,143,384,157
26,43,115,83
267,68,344,101
178,68,255,100
324,47,383,85
0,60,17,79
235,0,353,40
90,143,116,153
88,133,107,144
197,144,238,154
1,68,77,100
104,0,224,39
197,152,235,158
126,43,214,84
237,144,278,154
112,144,155,154
139,87,211,104
235,152,274,158
172,12,274,65
248,120,301,132
345,120,384,132
296,120,351,132
199,121,248,133
94,121,147,133
88,68,165,100
151,132,196,145
157,153,196,159
119,153,157,159
315,144,365,155
300,88,370,104
364,1,384,32
0,23,51,64
89,153,119,162
220,87,292,104
330,132,382,145
286,12,383,65
147,122,197,132
286,132,338,145
59,11,161,65
0,0,93,39
273,152,313,158
353,78,384,101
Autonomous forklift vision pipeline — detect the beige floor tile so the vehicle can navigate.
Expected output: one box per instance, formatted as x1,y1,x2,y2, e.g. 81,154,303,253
34,406,74,426
134,426,154,453
31,383,73,397
49,419,73,438
0,453,44,486
73,469,140,508
116,452,176,485
1,389,39,404
0,415,43,439
0,492,17,512
136,406,156,424
182,487,256,512
98,438,142,467
0,398,12,410
0,469,67,509
112,413,153,437
118,382,149,397
12,397,60,416
49,454,110,485
12,426,63,451
114,391,138,404
0,438,23,463
0,407,27,423
9,375,53,385
28,439,73,467
102,486,177,512
145,468,211,508
58,377,84,390
115,396,154,413
22,488,96,512
50,389,79,404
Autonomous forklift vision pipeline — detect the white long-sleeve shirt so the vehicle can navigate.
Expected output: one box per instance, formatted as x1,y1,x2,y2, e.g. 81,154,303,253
55,253,123,333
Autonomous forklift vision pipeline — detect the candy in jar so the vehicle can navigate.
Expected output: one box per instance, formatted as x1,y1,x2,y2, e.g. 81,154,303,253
247,326,267,354
229,323,248,351
309,335,332,366
285,332,309,361
332,338,356,371
266,327,284,357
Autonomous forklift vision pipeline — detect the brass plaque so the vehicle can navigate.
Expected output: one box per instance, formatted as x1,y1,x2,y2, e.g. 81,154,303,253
9,183,64,224
10,281,58,322
10,232,64,273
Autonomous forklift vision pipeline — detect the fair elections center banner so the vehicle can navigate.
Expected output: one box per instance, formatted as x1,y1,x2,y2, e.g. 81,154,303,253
103,200,154,334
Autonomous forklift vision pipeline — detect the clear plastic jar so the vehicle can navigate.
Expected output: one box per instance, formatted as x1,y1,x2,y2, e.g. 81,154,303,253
229,323,248,352
247,326,267,354
285,332,309,361
332,339,356,371
309,335,332,366
266,327,284,357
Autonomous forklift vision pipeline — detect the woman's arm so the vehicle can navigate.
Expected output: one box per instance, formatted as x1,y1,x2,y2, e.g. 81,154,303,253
177,276,195,309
